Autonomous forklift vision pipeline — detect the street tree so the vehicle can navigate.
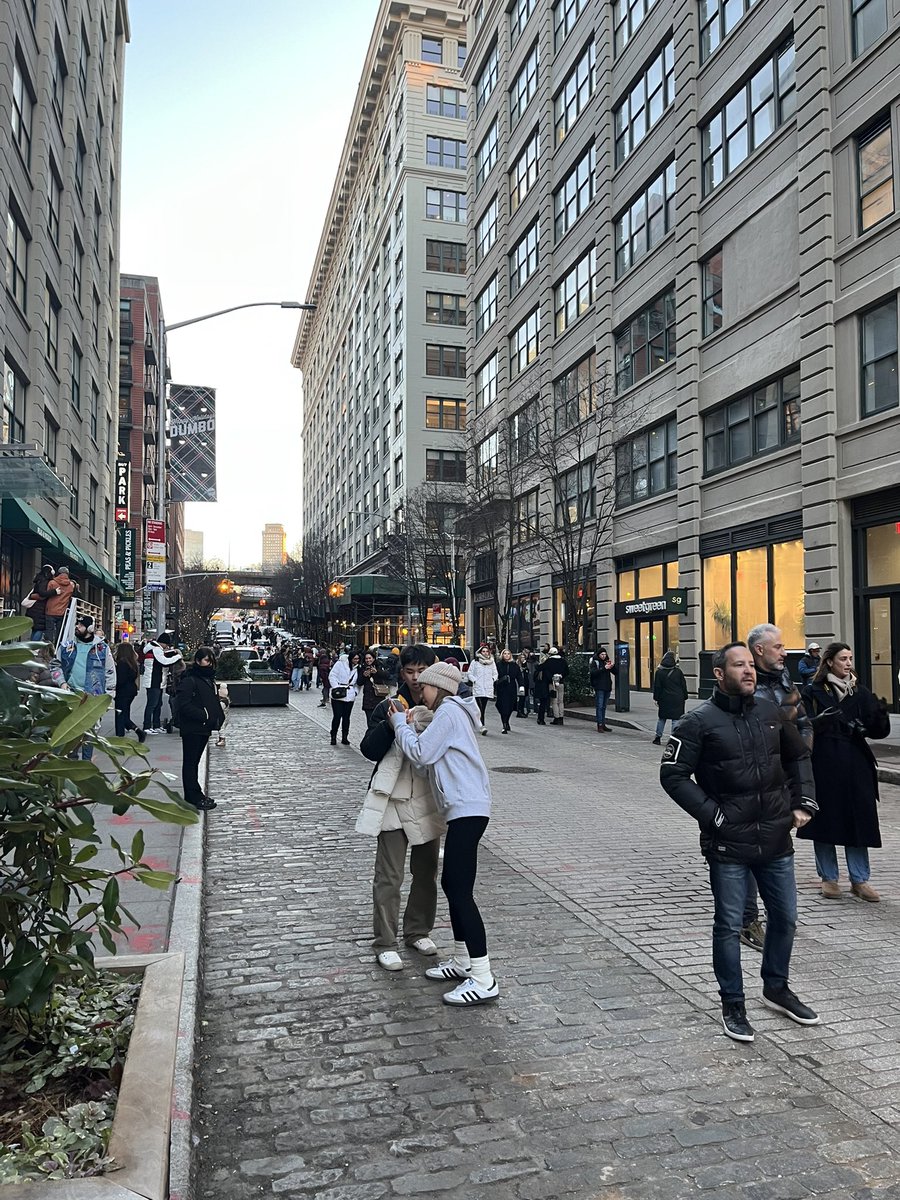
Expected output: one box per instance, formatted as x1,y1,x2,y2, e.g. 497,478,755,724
176,561,226,651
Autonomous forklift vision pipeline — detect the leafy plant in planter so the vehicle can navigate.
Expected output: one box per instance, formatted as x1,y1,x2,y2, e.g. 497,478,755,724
0,615,196,1014
564,654,593,705
214,649,248,681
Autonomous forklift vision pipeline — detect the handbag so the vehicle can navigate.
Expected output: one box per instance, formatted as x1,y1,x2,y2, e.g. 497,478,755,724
517,686,525,696
331,686,348,699
372,682,390,699
21,593,37,609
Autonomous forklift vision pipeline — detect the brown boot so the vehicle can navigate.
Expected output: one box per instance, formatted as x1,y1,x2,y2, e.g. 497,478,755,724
820,880,842,899
851,881,880,903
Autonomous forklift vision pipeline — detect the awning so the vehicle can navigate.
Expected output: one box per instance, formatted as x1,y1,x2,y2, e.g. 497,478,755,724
1,499,119,594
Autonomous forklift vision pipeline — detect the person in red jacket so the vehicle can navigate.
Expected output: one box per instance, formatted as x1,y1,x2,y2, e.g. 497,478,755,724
44,566,77,646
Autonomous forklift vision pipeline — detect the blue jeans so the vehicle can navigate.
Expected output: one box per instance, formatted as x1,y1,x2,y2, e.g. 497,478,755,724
708,855,798,1004
143,686,163,730
814,841,870,884
595,691,608,725
291,667,302,689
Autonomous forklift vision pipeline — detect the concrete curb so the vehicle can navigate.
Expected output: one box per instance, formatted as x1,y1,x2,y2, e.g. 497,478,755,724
165,747,209,1200
563,705,647,732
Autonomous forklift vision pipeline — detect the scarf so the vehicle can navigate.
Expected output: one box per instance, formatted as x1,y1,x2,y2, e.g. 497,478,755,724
827,671,855,701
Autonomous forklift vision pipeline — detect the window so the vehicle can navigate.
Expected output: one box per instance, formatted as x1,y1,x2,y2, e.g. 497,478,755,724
510,129,540,212
422,36,443,63
554,351,598,430
426,449,466,482
426,239,466,273
426,136,467,170
614,40,675,166
860,297,898,416
426,292,466,325
851,0,886,56
554,42,596,144
11,57,34,165
509,220,539,295
475,276,498,339
553,0,586,47
475,121,498,191
426,397,466,429
426,187,466,221
394,453,404,489
475,43,498,115
71,342,82,412
616,418,677,506
51,43,66,120
509,399,539,463
88,477,98,536
701,39,796,194
510,309,541,377
614,161,676,277
48,163,62,246
426,344,466,377
93,196,101,255
702,535,803,648
44,410,58,466
614,0,660,55
395,197,403,237
458,42,467,69
426,84,466,119
476,354,498,412
510,42,539,126
45,285,60,369
554,143,595,240
73,130,87,197
510,0,536,44
702,250,723,336
394,350,403,386
555,462,595,525
475,197,498,264
6,206,28,309
615,289,676,391
78,24,90,96
476,430,499,481
70,451,81,519
554,247,597,335
703,369,800,473
858,119,893,231
2,359,26,444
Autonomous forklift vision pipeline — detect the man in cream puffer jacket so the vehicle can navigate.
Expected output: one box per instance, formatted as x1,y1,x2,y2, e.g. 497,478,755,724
357,700,445,971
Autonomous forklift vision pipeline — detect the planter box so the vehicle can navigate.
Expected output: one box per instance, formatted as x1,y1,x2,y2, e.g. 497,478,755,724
225,679,289,707
3,953,185,1200
223,680,251,706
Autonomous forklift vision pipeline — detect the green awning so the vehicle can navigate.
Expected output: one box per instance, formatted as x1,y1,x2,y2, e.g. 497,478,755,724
2,499,119,593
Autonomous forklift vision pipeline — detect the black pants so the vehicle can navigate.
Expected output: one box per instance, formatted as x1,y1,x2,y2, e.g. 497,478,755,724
330,699,353,742
441,816,490,959
536,695,550,723
181,732,210,804
115,699,138,737
475,696,489,724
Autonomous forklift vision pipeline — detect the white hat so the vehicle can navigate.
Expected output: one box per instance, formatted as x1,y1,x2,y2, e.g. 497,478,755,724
548,647,559,656
808,642,821,651
417,661,462,694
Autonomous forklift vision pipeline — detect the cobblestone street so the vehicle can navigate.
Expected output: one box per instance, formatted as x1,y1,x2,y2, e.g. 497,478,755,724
195,692,900,1199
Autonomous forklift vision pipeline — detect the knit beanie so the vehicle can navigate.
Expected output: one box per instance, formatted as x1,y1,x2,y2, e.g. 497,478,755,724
417,661,462,694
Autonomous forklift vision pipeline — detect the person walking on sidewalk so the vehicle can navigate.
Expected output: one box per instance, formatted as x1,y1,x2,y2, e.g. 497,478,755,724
389,661,498,1007
360,649,390,718
360,644,440,970
468,645,497,734
797,642,821,685
660,641,820,1043
516,650,534,717
141,633,183,735
44,566,77,647
175,647,224,812
799,641,890,902
494,649,522,734
59,614,116,761
539,647,568,726
328,650,360,745
652,650,687,744
317,648,332,706
113,643,146,742
590,647,614,731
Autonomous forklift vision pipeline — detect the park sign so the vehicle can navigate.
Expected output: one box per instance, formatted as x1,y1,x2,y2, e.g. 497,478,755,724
114,457,130,522
614,588,688,621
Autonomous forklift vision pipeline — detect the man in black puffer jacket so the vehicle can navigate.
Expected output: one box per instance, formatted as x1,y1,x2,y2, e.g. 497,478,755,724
660,641,819,1044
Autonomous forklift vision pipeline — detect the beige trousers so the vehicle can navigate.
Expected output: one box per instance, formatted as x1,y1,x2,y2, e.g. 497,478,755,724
372,830,440,948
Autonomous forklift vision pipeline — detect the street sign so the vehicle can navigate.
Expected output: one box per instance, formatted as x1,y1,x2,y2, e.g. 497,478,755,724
145,518,166,591
114,457,130,522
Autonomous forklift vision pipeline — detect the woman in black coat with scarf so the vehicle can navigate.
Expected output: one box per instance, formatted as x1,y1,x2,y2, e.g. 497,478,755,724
799,641,890,902
494,648,524,734
652,650,688,745
176,646,224,811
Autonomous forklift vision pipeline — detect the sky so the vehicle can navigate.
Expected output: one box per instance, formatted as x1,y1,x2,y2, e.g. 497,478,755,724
119,0,380,567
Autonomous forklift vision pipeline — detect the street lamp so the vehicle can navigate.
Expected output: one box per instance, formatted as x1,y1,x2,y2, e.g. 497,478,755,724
151,300,317,632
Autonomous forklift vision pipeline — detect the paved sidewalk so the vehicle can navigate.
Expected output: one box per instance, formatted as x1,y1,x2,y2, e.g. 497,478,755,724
194,693,900,1200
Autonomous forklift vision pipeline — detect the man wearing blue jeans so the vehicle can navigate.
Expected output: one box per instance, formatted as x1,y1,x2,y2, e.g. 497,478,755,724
660,641,820,1043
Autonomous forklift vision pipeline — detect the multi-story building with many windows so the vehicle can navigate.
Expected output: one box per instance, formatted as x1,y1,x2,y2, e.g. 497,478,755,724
1,0,128,625
292,0,469,643
462,0,900,703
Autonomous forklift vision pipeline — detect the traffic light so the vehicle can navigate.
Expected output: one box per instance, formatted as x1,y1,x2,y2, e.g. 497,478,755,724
258,598,267,608
217,578,234,594
328,581,345,598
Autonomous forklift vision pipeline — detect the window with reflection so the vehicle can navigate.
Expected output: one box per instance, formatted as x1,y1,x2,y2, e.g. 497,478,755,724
702,538,804,647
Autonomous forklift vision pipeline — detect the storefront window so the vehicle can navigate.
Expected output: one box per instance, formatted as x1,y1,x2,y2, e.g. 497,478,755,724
866,522,900,587
735,546,768,636
703,554,732,648
637,564,663,597
667,615,680,656
553,581,596,648
665,560,679,587
618,569,636,602
772,540,804,647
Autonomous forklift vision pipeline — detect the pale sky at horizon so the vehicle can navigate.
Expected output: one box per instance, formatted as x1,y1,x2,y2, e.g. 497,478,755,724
120,0,380,567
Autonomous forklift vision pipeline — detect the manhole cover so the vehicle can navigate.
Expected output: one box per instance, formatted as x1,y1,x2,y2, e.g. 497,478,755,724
491,766,542,774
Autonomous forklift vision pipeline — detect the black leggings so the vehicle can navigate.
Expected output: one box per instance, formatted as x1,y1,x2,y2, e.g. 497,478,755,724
441,816,489,959
476,696,489,724
330,699,353,741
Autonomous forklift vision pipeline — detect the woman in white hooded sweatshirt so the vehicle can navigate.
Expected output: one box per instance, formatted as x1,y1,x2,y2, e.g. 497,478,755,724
390,660,497,1006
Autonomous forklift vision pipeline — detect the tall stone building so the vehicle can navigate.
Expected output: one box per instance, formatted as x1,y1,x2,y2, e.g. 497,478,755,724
261,522,286,571
1,0,129,625
292,0,469,644
460,0,900,702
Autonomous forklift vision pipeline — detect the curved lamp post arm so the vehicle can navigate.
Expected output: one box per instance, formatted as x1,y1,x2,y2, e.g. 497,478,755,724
167,300,316,333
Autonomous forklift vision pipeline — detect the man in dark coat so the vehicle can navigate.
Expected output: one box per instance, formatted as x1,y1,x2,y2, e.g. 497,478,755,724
651,650,687,744
660,641,819,1044
535,648,568,726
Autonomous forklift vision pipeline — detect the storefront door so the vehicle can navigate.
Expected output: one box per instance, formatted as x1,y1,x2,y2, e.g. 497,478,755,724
867,594,900,710
637,618,666,690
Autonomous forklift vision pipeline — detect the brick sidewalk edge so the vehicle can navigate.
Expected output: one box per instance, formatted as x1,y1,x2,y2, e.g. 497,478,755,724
165,747,209,1200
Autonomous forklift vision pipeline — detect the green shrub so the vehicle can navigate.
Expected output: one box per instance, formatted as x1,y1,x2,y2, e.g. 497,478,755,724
565,654,593,705
215,650,247,681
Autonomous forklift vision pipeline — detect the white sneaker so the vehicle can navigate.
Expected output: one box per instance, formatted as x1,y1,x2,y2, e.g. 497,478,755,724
424,958,469,981
408,936,438,956
442,976,499,1006
375,950,403,972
